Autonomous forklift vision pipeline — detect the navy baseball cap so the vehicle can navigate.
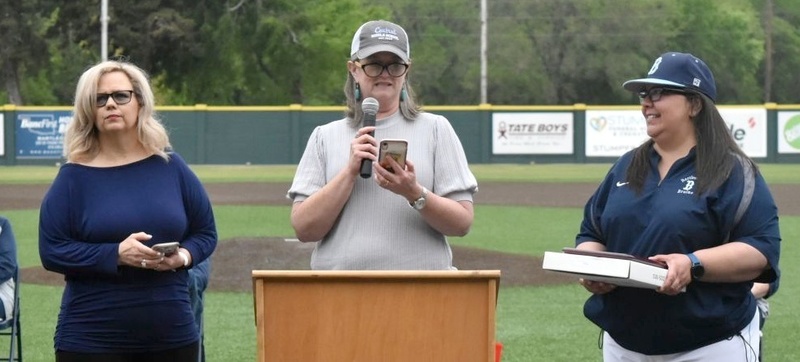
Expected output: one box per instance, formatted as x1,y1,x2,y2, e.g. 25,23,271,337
350,20,410,62
623,52,717,102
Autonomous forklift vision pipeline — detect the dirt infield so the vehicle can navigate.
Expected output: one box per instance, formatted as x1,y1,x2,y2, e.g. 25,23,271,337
8,181,800,292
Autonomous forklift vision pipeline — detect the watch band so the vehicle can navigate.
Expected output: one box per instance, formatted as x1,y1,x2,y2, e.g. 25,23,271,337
178,249,190,267
410,187,429,210
687,252,704,280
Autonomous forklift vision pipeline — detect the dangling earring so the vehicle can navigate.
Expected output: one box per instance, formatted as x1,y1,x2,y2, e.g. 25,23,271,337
354,83,362,102
400,85,408,102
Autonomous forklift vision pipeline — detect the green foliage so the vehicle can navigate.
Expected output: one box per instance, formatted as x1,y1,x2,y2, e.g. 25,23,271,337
766,13,800,104
229,0,388,105
0,0,52,104
5,0,800,106
389,0,482,104
669,0,764,103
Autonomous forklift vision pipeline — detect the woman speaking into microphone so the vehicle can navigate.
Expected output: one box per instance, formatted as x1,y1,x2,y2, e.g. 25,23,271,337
287,19,478,270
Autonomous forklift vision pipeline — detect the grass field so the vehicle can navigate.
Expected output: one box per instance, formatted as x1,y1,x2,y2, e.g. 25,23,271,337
1,164,798,361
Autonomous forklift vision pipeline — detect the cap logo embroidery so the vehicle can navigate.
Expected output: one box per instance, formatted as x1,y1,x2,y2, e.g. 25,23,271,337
647,57,662,75
373,26,400,41
693,78,701,87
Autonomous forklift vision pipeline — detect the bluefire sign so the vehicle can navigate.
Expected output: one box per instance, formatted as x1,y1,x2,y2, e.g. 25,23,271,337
16,111,72,159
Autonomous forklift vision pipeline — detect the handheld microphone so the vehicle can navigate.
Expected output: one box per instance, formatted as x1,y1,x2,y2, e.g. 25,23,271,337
359,97,380,178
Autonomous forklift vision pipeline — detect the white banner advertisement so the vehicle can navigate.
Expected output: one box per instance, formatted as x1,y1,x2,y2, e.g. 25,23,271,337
0,113,4,156
585,110,648,157
492,112,573,154
718,107,767,158
585,107,768,158
777,111,800,154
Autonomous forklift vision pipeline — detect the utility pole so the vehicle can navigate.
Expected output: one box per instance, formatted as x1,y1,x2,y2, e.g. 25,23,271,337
763,0,773,102
101,0,108,61
480,0,488,104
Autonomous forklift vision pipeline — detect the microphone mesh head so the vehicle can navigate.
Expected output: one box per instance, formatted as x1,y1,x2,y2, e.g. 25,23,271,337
361,97,380,116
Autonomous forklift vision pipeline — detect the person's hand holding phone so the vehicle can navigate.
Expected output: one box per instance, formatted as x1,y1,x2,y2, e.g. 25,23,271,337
152,242,180,256
377,139,408,174
376,156,425,200
118,232,162,269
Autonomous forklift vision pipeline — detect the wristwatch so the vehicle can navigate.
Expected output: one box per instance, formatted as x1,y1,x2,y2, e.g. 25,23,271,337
687,252,705,280
410,187,429,210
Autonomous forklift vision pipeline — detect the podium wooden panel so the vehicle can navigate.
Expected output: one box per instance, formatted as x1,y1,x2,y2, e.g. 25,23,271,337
252,270,501,362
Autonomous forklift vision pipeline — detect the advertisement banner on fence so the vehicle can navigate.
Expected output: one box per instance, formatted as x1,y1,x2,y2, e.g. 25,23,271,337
0,114,4,156
492,112,573,154
585,110,648,157
16,111,72,159
585,107,768,158
718,107,767,158
778,111,800,154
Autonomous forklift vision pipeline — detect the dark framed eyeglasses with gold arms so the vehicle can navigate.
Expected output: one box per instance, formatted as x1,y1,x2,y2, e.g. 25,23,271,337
96,90,135,107
356,62,409,78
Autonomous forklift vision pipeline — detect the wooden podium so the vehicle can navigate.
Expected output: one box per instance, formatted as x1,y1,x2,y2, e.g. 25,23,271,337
252,270,501,362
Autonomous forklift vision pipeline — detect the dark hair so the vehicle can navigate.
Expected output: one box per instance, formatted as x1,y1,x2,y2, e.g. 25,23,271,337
626,92,756,195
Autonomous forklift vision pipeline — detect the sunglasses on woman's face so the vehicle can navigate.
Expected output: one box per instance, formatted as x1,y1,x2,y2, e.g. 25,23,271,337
96,90,135,107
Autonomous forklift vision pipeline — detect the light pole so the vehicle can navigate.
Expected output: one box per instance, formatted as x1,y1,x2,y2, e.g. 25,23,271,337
480,0,487,104
101,0,108,61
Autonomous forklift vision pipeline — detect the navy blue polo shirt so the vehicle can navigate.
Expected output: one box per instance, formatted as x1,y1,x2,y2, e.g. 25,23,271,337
576,148,780,355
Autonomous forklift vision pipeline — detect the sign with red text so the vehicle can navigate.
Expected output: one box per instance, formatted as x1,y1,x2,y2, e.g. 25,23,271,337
586,107,768,158
492,112,573,154
718,107,767,158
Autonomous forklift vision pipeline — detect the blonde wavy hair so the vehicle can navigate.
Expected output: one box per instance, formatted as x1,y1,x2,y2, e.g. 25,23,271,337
65,60,170,163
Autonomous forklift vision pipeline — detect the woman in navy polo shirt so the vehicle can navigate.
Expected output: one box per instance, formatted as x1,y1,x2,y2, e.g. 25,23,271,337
575,52,780,361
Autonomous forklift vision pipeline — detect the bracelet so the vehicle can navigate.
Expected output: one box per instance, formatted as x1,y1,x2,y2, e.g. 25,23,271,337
177,250,190,267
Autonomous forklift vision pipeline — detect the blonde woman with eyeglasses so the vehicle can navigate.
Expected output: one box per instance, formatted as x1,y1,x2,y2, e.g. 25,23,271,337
39,60,217,362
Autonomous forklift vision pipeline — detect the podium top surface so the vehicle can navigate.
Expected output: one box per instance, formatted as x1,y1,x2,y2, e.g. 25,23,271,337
252,270,501,280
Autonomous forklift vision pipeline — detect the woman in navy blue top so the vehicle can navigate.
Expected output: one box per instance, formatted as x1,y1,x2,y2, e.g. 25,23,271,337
575,53,780,361
39,60,217,362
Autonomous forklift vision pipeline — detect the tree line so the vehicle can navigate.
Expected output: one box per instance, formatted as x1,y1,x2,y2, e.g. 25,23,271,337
2,0,798,107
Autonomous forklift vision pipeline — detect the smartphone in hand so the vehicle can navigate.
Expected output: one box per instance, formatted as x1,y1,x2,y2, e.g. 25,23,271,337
378,139,408,173
152,242,180,256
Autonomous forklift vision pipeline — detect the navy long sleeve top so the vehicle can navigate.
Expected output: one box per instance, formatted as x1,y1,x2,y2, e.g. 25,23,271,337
39,153,217,353
576,148,780,355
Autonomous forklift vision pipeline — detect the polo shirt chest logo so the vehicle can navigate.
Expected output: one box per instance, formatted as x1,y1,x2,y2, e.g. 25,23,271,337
677,175,696,195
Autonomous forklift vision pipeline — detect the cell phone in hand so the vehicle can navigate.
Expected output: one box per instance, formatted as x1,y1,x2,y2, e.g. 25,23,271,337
152,242,180,256
378,139,408,173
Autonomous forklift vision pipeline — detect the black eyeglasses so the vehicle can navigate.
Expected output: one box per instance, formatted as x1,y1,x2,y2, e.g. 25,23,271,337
356,62,409,78
638,87,689,102
96,90,135,107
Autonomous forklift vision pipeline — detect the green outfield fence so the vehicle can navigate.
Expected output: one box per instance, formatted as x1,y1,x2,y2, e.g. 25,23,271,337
4,103,800,166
